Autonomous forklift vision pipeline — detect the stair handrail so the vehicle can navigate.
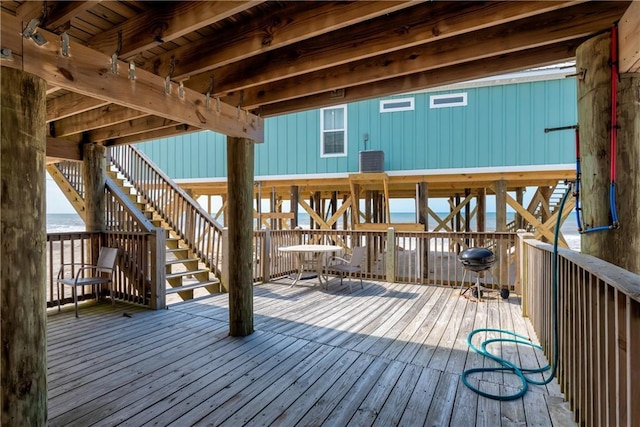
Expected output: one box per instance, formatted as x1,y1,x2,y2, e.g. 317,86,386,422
108,145,224,276
105,176,157,232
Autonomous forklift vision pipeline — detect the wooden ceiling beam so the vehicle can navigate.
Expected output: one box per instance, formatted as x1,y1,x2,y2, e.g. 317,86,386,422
87,1,261,59
1,11,263,141
223,2,628,109
44,1,103,32
46,136,82,161
87,115,181,143
51,105,148,139
107,124,200,146
145,1,416,81
619,1,640,73
257,38,588,117
182,0,587,95
47,93,110,122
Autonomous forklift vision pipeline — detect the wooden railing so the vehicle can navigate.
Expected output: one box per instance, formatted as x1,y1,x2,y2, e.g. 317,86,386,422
256,227,517,288
47,229,164,310
108,144,224,277
519,233,640,427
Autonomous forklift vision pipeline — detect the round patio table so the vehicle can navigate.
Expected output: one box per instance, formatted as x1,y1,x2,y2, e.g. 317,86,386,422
278,244,342,288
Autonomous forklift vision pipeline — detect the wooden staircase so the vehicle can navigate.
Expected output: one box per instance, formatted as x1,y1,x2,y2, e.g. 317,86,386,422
106,167,221,301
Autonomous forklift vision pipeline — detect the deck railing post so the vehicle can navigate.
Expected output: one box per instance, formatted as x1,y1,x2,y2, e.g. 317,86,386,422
517,231,535,317
150,227,166,309
222,227,229,291
386,227,396,283
261,227,271,283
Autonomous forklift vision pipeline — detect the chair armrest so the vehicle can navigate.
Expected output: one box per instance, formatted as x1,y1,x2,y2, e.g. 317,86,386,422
328,256,350,264
57,263,98,280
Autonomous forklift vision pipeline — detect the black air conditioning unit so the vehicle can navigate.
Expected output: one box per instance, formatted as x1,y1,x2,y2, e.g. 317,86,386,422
359,150,384,173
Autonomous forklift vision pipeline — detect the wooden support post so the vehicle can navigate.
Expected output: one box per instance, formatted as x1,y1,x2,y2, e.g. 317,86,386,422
418,182,428,230
290,186,299,228
515,187,525,229
83,142,106,266
330,191,337,230
342,195,349,229
578,32,640,273
494,180,507,286
1,67,47,426
227,137,254,337
270,187,276,229
261,227,271,283
309,194,315,229
386,227,396,283
477,187,486,233
150,227,166,309
351,184,360,229
365,190,372,223
494,180,507,232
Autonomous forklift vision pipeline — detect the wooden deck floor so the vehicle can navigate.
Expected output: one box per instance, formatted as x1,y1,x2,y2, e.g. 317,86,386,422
47,279,576,426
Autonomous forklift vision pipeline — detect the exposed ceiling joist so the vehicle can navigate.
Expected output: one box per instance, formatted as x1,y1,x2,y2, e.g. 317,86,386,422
88,115,181,143
51,105,148,139
619,0,640,72
144,1,417,81
87,1,261,59
234,2,625,110
258,39,584,117
47,92,110,122
107,124,200,146
1,11,263,141
180,0,587,96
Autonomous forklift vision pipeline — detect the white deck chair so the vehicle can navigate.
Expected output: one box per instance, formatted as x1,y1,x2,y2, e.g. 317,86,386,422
57,247,118,317
326,246,366,291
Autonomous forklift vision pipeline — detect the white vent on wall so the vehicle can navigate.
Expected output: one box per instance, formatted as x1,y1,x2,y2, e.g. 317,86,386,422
380,98,414,113
429,93,468,108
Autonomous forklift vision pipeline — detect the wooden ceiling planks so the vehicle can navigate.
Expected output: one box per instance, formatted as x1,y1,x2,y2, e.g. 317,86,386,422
0,0,632,161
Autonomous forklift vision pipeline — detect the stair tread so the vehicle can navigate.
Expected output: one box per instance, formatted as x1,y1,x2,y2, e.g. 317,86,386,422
166,269,210,279
166,280,220,294
167,247,189,253
166,258,199,265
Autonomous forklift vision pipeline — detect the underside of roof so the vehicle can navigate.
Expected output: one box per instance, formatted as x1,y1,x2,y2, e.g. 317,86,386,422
0,1,636,160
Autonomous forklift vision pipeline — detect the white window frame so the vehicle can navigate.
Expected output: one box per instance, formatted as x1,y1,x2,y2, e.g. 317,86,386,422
320,105,347,158
379,97,415,113
429,92,468,108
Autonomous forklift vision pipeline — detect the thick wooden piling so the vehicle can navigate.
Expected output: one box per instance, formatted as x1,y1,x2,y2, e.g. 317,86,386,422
1,67,48,426
577,32,640,273
227,137,255,336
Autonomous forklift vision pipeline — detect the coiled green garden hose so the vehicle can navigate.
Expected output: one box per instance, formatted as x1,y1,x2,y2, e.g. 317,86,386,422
461,185,571,401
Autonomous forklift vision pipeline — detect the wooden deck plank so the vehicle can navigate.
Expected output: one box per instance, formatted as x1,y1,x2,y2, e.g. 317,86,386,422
125,335,307,426
292,353,379,426
397,367,441,426
45,281,574,426
249,349,361,426
59,331,268,426
214,343,341,426
165,340,322,426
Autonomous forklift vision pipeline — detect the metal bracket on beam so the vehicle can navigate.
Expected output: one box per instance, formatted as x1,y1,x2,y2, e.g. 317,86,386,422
61,33,70,57
129,61,136,80
22,18,40,39
0,48,13,61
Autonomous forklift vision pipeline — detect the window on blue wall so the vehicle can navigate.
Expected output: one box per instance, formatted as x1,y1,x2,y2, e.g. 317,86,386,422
320,105,347,157
429,92,467,108
380,97,414,112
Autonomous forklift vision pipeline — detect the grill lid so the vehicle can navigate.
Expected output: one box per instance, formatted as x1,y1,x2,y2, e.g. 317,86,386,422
459,247,496,271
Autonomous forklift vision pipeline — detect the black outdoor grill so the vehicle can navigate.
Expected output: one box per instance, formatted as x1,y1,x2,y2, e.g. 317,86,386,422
458,247,509,300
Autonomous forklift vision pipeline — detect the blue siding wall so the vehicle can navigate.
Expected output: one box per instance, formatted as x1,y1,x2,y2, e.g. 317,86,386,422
137,77,577,179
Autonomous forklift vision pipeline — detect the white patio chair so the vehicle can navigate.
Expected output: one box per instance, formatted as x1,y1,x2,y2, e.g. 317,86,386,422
57,247,118,317
326,246,366,292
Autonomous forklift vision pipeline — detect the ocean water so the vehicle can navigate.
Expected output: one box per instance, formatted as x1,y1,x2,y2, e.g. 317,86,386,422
47,213,86,233
47,211,581,251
